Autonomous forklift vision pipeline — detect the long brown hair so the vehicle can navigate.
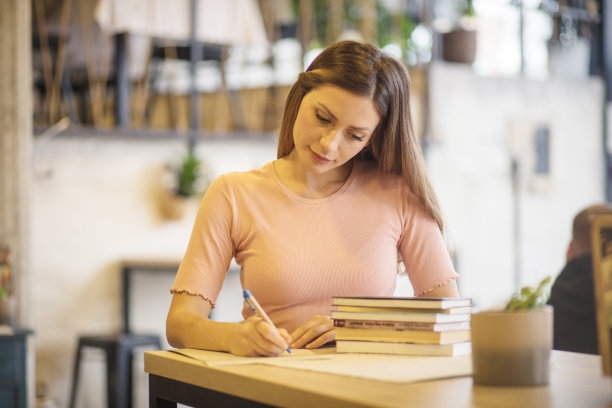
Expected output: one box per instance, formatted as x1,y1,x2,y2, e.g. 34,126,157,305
277,40,443,231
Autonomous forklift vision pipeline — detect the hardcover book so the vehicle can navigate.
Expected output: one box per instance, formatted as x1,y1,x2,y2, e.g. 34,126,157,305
332,296,472,310
331,310,471,324
336,340,472,356
335,327,471,344
333,305,472,314
333,319,470,332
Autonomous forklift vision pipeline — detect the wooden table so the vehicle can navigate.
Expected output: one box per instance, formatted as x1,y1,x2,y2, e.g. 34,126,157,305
144,349,612,408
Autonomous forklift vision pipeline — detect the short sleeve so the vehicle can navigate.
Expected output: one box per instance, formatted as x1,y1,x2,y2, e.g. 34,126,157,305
398,193,458,296
170,175,236,306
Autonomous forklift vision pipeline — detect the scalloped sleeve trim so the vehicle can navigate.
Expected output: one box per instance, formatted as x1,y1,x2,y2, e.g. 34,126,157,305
170,288,215,309
415,275,458,297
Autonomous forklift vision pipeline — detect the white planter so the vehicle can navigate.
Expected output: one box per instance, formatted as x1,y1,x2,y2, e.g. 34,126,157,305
471,306,553,386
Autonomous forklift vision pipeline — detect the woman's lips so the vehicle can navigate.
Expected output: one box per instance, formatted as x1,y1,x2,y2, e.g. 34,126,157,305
310,149,331,164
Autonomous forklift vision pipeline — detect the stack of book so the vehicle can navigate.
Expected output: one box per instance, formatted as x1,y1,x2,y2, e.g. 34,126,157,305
332,296,472,356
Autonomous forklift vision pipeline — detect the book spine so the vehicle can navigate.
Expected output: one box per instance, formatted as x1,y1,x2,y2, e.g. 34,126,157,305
333,305,472,314
334,319,438,330
335,340,471,356
332,297,472,309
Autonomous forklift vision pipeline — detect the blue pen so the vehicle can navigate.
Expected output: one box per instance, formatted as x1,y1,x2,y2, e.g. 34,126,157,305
243,289,291,354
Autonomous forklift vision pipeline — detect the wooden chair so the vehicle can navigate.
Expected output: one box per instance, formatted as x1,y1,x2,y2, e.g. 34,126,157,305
145,40,247,132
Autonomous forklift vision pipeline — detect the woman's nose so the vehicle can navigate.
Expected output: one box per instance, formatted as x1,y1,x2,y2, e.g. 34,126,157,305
320,129,341,152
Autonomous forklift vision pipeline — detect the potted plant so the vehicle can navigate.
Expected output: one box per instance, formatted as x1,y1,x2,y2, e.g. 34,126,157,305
441,0,478,64
0,247,15,327
159,149,208,221
471,276,553,386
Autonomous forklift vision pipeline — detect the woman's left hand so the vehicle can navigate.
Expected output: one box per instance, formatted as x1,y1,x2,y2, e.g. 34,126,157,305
289,315,335,349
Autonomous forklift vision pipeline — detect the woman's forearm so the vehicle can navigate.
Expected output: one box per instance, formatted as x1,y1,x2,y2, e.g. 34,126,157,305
166,307,241,351
166,292,241,352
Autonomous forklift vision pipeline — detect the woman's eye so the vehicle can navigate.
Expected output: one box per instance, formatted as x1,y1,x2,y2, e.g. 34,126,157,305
315,112,330,123
352,135,365,142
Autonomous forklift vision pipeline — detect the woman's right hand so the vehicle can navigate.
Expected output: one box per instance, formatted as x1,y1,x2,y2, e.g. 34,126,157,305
228,315,292,357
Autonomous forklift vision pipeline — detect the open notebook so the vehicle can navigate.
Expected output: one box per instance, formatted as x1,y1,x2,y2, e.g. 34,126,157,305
169,347,472,383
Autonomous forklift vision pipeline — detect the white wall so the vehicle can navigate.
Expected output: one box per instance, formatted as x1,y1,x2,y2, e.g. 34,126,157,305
427,62,605,310
32,136,277,407
31,64,606,407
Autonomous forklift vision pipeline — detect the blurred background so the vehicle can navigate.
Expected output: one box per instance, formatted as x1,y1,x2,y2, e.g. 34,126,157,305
1,0,608,407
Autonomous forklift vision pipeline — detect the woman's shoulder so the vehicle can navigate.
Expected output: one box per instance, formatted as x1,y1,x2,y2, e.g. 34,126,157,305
353,160,423,208
354,160,409,190
210,162,275,191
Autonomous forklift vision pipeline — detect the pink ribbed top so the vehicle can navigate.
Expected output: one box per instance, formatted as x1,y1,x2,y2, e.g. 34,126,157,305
171,160,457,333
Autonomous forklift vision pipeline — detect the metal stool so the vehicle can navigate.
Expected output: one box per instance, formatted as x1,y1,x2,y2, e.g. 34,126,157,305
68,333,162,408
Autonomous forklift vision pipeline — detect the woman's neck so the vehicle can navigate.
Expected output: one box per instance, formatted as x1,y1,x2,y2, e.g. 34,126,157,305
274,151,353,199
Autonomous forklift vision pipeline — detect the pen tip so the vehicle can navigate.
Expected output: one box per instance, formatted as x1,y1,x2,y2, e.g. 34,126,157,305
243,289,251,298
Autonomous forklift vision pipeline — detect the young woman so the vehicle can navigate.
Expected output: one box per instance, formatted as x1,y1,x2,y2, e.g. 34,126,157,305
166,40,459,357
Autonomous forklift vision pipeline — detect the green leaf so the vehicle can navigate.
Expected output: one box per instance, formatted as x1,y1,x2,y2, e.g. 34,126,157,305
505,276,552,311
174,150,203,197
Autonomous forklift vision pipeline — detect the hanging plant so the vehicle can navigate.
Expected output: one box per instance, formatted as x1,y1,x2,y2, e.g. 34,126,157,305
160,149,209,221
173,149,203,197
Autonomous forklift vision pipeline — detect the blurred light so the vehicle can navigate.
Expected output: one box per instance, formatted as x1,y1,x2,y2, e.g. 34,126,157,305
382,43,403,60
412,24,432,49
304,48,323,71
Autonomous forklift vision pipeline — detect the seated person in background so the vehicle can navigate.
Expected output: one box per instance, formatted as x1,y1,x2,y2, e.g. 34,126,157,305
548,203,612,355
165,40,459,357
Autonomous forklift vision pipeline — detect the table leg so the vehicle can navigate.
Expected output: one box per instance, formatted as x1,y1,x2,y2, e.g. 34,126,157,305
149,396,176,408
148,373,273,407
148,375,177,408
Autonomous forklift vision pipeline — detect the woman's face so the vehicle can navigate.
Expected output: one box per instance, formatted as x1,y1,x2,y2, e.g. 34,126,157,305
292,85,380,175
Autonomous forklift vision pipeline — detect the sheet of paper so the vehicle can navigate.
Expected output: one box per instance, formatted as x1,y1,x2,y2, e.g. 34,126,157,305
259,353,473,383
170,347,332,367
170,347,472,383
